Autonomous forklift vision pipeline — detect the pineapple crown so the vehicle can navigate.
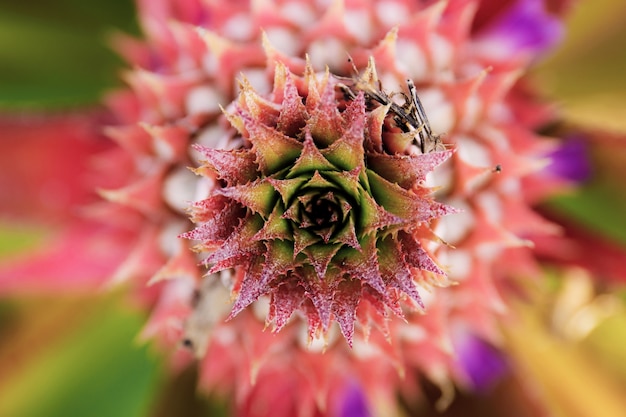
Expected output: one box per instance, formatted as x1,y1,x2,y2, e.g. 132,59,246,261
184,59,457,345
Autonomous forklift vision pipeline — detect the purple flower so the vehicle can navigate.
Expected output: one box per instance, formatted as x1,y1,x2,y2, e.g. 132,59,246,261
336,381,372,417
479,0,564,55
456,333,509,392
547,136,593,183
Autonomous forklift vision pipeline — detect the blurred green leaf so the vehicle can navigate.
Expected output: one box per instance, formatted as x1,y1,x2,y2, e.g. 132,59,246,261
548,182,626,247
0,295,163,417
0,224,44,257
0,0,138,109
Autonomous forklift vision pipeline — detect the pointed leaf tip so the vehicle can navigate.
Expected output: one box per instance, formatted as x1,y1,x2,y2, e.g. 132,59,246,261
238,111,303,175
217,180,277,217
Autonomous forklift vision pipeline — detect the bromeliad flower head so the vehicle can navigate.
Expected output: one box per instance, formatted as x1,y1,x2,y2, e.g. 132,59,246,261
87,0,572,414
184,60,456,344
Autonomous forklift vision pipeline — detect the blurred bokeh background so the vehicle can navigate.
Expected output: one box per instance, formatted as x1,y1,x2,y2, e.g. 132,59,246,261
1,1,625,416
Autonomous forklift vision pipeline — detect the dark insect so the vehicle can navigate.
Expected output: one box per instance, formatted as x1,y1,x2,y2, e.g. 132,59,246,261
337,57,444,154
405,78,444,153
